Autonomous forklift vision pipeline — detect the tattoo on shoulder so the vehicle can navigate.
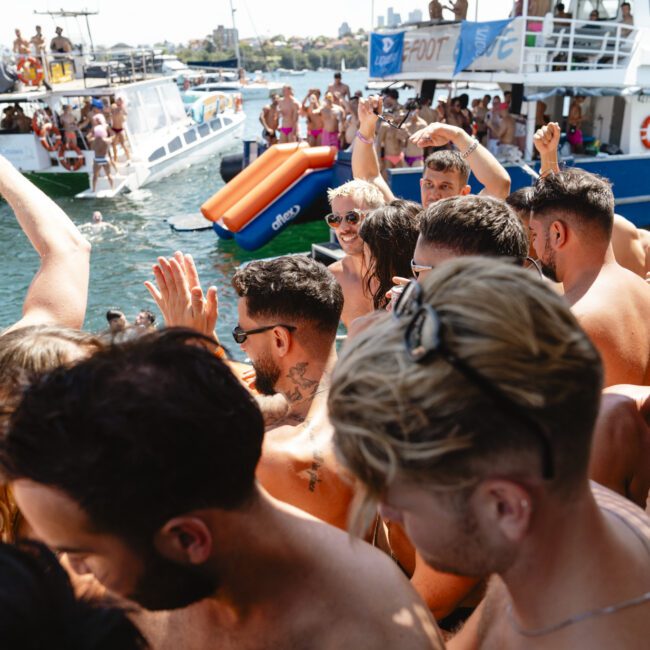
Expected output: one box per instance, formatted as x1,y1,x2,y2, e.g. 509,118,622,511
306,420,325,493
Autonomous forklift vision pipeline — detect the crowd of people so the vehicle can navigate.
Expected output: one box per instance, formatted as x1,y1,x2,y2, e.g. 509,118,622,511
0,81,649,648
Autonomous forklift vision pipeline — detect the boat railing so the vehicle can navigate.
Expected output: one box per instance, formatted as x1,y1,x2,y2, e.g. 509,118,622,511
82,48,158,86
521,16,638,74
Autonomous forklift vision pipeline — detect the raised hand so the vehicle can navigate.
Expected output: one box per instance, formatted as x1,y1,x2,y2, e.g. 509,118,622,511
357,95,382,135
144,251,218,340
534,122,561,156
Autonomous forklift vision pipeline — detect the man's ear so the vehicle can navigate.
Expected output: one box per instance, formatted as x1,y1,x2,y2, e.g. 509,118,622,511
472,480,534,543
460,184,471,196
272,325,292,358
154,517,212,565
550,220,568,249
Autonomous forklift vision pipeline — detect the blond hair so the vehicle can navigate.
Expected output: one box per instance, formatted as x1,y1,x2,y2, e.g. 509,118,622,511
327,180,385,210
328,257,602,534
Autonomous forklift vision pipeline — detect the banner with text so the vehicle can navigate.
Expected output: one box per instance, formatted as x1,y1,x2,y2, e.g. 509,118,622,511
399,17,523,76
369,30,406,78
454,19,514,75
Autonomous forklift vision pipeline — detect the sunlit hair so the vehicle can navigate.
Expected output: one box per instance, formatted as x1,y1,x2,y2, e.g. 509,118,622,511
328,257,602,535
359,201,421,309
327,179,385,210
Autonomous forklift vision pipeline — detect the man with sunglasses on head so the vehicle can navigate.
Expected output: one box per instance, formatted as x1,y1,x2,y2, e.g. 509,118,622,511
352,95,510,205
325,180,386,327
329,256,650,650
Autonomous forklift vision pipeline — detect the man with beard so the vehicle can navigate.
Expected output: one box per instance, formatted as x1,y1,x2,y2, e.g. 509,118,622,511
328,256,650,650
529,169,650,386
326,180,385,327
0,330,443,650
352,96,510,205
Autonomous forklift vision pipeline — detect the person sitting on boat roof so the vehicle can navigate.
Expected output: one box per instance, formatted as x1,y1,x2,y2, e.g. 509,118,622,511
620,2,634,37
50,26,72,54
30,25,46,56
328,254,650,650
352,94,511,206
554,2,572,18
327,72,350,102
529,138,650,387
443,0,468,21
0,154,90,334
12,29,30,56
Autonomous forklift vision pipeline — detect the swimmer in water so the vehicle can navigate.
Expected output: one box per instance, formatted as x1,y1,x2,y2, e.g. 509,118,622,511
79,211,121,235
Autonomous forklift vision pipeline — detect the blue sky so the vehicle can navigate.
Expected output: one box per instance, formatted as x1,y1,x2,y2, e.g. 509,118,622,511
3,1,512,48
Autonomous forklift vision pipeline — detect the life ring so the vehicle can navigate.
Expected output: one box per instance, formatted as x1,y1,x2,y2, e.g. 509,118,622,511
234,95,243,113
17,57,44,87
38,122,62,152
641,116,650,149
58,143,85,171
31,109,51,137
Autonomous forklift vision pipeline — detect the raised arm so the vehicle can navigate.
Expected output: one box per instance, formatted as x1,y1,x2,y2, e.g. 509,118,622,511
351,96,395,202
0,154,91,333
533,122,561,177
411,122,511,199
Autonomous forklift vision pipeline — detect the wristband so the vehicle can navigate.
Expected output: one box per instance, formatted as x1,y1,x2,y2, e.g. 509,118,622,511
356,130,373,145
461,138,479,159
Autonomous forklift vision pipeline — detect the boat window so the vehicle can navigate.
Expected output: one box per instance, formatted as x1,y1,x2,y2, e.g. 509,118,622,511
198,123,210,137
222,116,232,126
184,129,197,144
148,146,166,162
168,136,182,153
209,118,222,131
158,82,186,125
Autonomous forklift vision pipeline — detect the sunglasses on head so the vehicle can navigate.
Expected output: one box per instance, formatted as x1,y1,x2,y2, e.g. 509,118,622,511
232,323,296,344
325,210,365,228
393,279,555,480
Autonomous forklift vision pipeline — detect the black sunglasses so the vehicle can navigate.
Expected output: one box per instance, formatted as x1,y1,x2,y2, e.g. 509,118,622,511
232,323,296,344
325,210,365,228
393,280,554,480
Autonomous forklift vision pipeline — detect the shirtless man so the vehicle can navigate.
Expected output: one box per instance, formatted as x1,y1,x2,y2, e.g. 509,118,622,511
403,110,428,167
278,85,299,143
0,154,90,333
259,94,280,145
50,27,73,54
321,92,344,149
59,104,79,148
30,26,46,56
444,0,468,20
110,96,130,162
379,117,408,174
352,95,510,205
429,0,443,20
611,213,650,278
88,125,114,193
13,29,30,56
326,180,385,327
329,255,650,650
529,166,650,386
302,94,324,146
327,72,350,102
0,331,444,650
343,95,360,148
418,97,437,124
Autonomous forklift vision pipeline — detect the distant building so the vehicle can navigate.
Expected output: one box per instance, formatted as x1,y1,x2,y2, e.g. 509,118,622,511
213,25,238,50
386,7,402,27
338,22,352,38
377,15,385,27
408,9,423,22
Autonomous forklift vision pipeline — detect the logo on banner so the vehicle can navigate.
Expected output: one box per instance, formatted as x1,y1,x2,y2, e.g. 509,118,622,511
454,19,514,76
370,31,405,78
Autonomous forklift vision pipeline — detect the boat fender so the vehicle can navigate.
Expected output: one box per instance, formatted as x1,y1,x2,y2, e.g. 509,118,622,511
641,116,650,150
17,57,44,87
58,143,85,171
38,122,62,152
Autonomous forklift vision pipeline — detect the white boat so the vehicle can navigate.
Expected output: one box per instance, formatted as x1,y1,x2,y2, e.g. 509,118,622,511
369,0,650,227
192,77,282,99
0,62,245,198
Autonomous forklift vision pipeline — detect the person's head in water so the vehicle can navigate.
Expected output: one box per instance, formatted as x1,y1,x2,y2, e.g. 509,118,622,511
0,330,265,611
106,309,127,334
328,257,602,576
231,256,342,396
0,540,148,648
529,169,613,282
134,309,156,329
92,211,103,224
